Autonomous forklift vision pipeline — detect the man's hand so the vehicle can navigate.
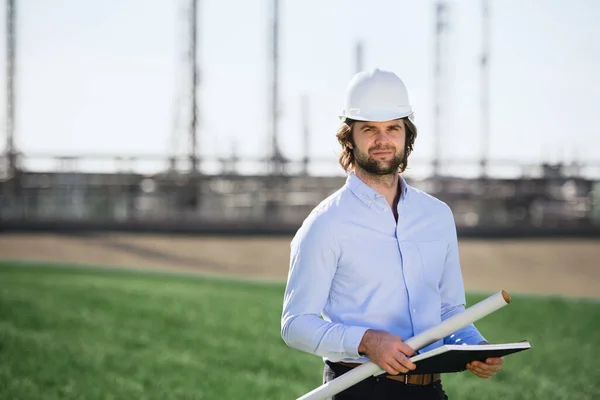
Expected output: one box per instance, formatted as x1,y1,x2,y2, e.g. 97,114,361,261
466,357,504,378
467,342,504,378
358,329,416,375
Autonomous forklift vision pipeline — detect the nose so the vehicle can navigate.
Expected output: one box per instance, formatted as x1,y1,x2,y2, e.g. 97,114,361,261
374,130,391,145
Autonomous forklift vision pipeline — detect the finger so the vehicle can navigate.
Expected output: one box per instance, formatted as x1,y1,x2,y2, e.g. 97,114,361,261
470,364,497,377
394,351,416,371
473,361,502,372
468,363,489,375
471,370,492,378
383,363,402,375
396,345,417,370
485,357,504,365
398,343,417,357
467,364,494,378
375,359,399,375
391,352,414,373
386,358,408,375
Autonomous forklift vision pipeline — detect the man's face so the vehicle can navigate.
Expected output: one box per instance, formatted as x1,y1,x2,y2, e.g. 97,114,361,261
351,119,406,175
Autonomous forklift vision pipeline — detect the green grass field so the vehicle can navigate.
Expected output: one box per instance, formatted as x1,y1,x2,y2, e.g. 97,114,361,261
1,261,599,400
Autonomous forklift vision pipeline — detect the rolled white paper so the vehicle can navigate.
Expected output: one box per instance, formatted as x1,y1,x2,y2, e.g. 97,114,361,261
297,290,511,400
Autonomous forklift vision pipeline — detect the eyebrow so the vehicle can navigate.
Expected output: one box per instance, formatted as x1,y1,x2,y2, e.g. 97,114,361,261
360,124,402,130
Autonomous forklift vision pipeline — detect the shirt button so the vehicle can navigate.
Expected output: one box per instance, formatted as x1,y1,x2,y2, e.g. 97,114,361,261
412,308,417,313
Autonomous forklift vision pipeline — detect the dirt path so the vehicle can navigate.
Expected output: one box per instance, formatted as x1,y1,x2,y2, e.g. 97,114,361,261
1,233,598,299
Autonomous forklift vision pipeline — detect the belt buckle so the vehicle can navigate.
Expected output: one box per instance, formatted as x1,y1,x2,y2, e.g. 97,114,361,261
404,374,408,384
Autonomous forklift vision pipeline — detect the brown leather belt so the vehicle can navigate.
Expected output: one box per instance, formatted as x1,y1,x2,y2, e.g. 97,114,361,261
335,362,441,386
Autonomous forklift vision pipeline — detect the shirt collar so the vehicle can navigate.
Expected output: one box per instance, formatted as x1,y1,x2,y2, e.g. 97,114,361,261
346,171,409,207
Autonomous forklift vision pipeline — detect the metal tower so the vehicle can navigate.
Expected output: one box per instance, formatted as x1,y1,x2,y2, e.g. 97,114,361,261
188,0,200,175
5,0,17,176
355,40,364,74
301,94,310,176
432,2,449,177
268,0,286,175
480,0,491,178
168,0,201,176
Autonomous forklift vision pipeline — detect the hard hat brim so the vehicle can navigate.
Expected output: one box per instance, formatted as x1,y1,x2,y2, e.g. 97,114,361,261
339,110,414,122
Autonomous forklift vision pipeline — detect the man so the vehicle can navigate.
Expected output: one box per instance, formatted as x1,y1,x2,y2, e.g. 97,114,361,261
281,68,503,399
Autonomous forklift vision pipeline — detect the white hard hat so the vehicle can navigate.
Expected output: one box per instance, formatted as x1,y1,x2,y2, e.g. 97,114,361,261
339,68,413,122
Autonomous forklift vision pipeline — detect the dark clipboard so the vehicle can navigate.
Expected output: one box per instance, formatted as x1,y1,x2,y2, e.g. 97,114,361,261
407,341,532,374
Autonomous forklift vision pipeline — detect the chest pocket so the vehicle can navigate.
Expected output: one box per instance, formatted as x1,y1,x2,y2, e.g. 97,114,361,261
416,240,447,290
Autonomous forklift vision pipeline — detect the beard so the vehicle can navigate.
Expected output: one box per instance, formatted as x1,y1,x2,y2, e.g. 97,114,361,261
354,145,404,175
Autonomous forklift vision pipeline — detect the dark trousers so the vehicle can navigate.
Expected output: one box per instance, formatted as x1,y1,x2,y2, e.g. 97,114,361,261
323,361,449,400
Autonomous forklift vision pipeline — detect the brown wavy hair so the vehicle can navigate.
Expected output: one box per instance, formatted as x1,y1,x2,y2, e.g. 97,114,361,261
336,117,417,173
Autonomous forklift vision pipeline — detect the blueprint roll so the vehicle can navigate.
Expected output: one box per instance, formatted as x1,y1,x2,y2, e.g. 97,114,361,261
297,290,511,400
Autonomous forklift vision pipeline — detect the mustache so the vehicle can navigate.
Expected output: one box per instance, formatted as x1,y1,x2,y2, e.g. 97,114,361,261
369,145,396,152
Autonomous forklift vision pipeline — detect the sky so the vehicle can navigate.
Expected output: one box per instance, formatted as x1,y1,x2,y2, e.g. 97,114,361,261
0,0,599,177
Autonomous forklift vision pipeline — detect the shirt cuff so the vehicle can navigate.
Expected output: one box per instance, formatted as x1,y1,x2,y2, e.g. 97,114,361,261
461,330,487,345
343,326,370,357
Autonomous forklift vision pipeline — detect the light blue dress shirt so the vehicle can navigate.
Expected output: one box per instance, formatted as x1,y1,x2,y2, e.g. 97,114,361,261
281,172,486,363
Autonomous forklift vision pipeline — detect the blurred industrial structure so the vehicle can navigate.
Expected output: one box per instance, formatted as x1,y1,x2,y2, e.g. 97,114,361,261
1,0,600,236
